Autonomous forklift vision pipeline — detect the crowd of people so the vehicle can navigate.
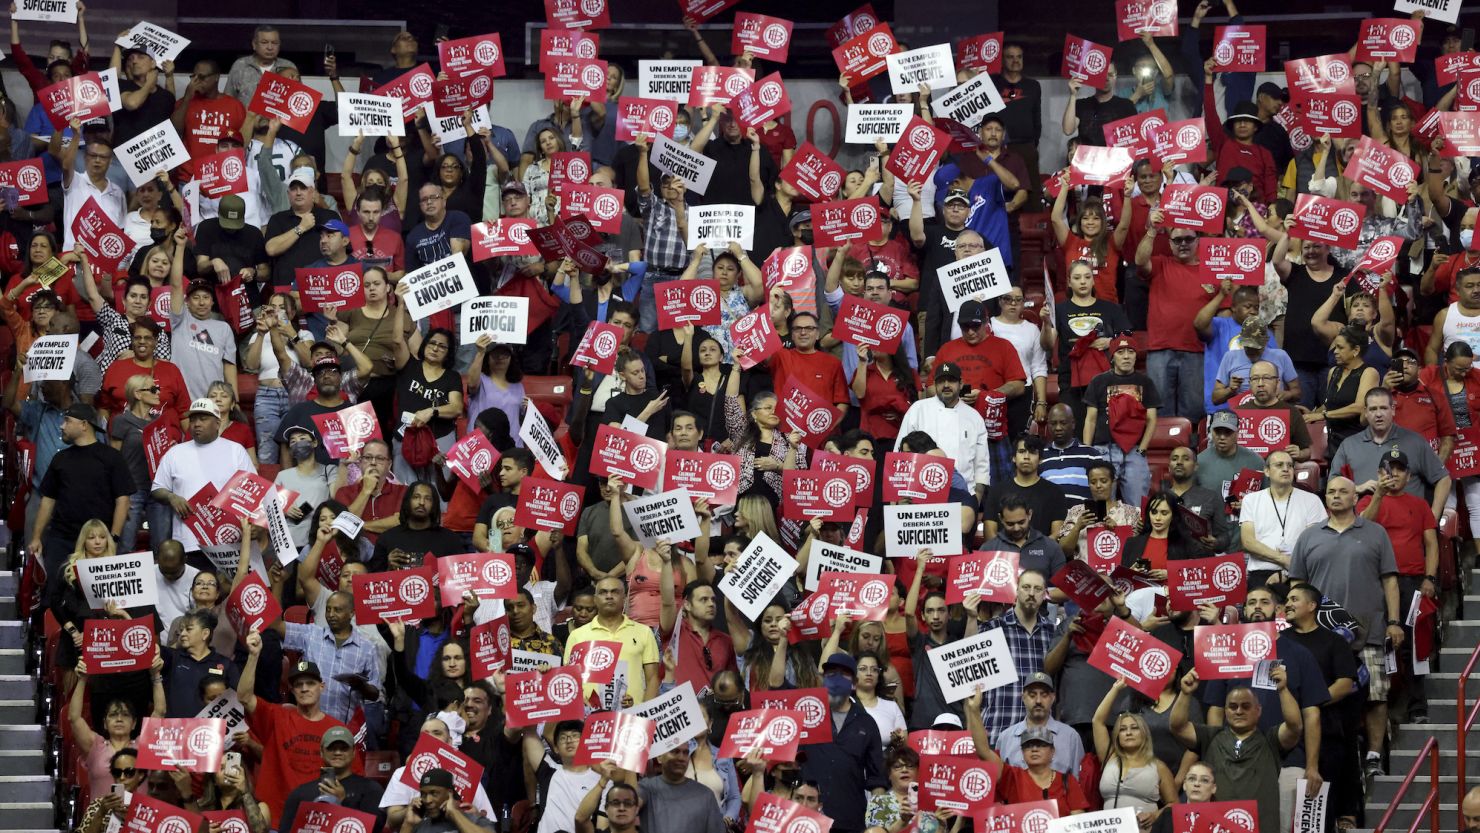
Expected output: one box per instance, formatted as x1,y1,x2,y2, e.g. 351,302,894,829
8,3,1480,833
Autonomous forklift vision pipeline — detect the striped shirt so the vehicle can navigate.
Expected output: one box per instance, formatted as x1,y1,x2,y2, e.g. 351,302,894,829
1039,440,1102,504
639,192,689,271
977,609,1065,746
283,622,382,724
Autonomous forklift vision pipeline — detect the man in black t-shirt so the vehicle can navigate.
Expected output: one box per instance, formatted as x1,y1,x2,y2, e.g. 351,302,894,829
983,434,1069,541
1062,76,1136,147
604,351,671,440
369,481,466,571
114,48,177,144
264,168,339,287
195,195,269,286
276,356,351,466
1082,335,1161,509
33,402,133,575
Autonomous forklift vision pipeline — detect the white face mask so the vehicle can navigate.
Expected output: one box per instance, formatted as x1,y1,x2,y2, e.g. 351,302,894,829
672,124,691,142
1462,229,1474,250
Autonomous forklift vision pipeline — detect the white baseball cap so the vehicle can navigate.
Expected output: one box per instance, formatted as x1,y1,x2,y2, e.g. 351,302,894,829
186,398,221,420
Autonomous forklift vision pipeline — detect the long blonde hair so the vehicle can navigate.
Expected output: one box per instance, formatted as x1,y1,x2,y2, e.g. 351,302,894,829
1108,711,1156,771
64,519,118,585
735,495,779,544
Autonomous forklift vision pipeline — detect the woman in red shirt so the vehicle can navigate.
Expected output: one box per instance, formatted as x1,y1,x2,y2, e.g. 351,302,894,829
207,380,256,458
5,232,81,319
99,318,189,421
1051,171,1134,302
979,721,1092,817
850,343,917,447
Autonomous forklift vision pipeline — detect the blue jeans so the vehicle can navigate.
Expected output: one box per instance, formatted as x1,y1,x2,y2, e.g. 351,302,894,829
252,384,290,465
1095,444,1151,510
120,490,148,552
1294,366,1324,410
1146,349,1205,427
148,495,176,551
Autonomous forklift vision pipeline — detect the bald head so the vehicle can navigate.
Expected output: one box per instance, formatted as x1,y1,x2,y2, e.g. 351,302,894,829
1249,360,1280,404
1046,402,1076,443
1325,476,1355,515
1463,785,1480,833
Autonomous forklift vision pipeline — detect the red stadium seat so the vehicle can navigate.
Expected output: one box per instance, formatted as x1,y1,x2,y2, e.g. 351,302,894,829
1307,421,1327,466
1146,417,1193,475
237,373,258,411
524,375,574,416
1293,461,1321,492
1045,376,1060,407
364,750,399,786
284,605,311,625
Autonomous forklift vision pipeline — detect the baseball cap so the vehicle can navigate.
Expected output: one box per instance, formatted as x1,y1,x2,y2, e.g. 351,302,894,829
287,166,317,188
186,279,215,299
320,219,351,236
935,361,963,382
1108,334,1138,355
944,189,970,207
1239,317,1268,344
1393,347,1421,364
312,355,342,374
186,398,221,420
62,403,99,427
216,131,244,147
1380,447,1410,470
218,195,246,230
1256,82,1288,103
1020,726,1056,747
420,768,456,789
1209,411,1240,432
978,113,1006,132
321,726,354,749
932,713,964,729
502,181,529,196
822,652,857,674
1023,671,1055,692
788,209,813,229
288,660,322,683
958,299,986,328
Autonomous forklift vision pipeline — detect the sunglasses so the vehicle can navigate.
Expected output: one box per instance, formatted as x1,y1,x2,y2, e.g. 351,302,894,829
111,767,137,777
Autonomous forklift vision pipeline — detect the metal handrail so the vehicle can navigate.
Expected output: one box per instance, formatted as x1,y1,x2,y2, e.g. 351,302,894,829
1458,639,1480,831
1373,737,1440,833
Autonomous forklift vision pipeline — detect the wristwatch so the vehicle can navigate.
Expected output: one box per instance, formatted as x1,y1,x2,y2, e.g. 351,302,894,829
1386,619,1402,627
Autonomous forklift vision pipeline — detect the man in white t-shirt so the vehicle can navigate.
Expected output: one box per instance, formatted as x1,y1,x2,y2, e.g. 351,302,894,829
528,719,606,833
153,539,200,635
150,397,257,553
1238,450,1327,588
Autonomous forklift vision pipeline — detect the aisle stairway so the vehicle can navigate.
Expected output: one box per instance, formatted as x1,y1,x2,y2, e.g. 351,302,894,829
0,567,57,832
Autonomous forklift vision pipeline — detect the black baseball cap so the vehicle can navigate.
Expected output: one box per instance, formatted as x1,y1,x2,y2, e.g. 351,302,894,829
935,361,963,382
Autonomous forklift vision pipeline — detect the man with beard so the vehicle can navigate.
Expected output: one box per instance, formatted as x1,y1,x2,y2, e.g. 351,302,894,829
264,167,339,287
194,195,269,285
1201,586,1329,833
346,188,403,280
334,438,406,540
636,744,727,833
931,300,1028,481
300,219,361,341
1233,360,1312,460
262,590,381,725
370,481,466,571
690,105,778,209
31,402,130,575
1196,411,1266,495
976,570,1068,745
995,672,1084,776
507,588,562,656
664,580,736,695
1209,314,1301,413
908,590,966,730
898,362,990,512
401,768,499,833
458,682,522,814
275,355,352,467
801,653,886,833
150,398,256,556
1386,348,1455,459
1165,445,1237,553
1171,665,1302,833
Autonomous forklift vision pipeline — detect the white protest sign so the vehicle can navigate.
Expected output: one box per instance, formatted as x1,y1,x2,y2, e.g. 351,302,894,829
1293,779,1330,833
1394,0,1460,24
116,22,189,63
428,102,493,146
623,680,706,755
929,626,1018,703
717,532,798,622
337,94,407,137
938,248,1012,312
805,542,884,591
511,649,562,673
886,44,957,94
1046,808,1139,833
639,60,703,102
622,488,701,547
78,552,159,610
24,334,77,382
846,104,914,144
460,296,529,345
686,204,756,250
934,73,1006,129
402,254,477,320
262,493,296,564
15,0,76,23
115,121,189,186
97,68,122,114
331,512,365,539
520,403,568,480
196,692,247,749
650,134,716,195
883,503,963,557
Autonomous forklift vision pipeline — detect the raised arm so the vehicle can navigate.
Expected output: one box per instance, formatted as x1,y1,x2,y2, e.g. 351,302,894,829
1062,79,1082,137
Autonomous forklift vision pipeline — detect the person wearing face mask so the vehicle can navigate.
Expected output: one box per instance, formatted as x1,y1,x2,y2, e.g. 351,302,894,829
800,653,887,833
274,426,330,546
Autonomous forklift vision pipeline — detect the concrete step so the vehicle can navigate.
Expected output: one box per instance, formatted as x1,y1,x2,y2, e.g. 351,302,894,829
1362,803,1457,833
0,806,57,829
0,751,46,776
0,650,25,676
1367,774,1465,804
1391,722,1464,748
0,726,43,751
0,776,59,802
0,676,36,700
0,572,18,597
0,701,39,725
1425,672,1480,699
1446,619,1480,645
1389,747,1464,775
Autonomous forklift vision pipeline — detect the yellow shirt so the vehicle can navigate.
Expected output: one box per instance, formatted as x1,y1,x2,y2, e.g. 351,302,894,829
563,615,661,705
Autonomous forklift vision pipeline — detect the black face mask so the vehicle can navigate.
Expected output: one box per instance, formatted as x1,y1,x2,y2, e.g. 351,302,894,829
150,228,168,243
798,231,814,245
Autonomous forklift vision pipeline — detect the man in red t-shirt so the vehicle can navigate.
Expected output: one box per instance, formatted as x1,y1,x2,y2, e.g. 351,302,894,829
171,59,246,182
932,300,1028,481
334,439,407,541
1386,348,1456,458
769,310,849,420
238,631,361,828
1136,214,1216,428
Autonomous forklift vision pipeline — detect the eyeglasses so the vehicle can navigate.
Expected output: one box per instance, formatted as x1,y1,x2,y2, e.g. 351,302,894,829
84,152,110,161
1002,296,1024,304
792,325,818,332
420,194,445,203
426,341,450,351
360,454,389,463
143,385,161,393
111,767,137,777
1170,237,1197,245
606,799,637,808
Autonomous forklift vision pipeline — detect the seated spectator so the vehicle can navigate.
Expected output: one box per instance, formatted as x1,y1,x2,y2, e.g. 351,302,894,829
279,726,385,832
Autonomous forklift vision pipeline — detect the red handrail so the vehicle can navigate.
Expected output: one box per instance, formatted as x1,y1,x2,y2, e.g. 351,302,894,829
1373,737,1440,833
1458,639,1480,831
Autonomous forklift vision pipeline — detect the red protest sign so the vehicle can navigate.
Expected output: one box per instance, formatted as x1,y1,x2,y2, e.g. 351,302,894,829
1285,54,1355,100
1357,18,1420,63
1085,526,1132,573
433,75,495,115
590,424,667,490
982,801,1062,833
762,246,815,300
734,13,794,62
377,63,436,119
545,0,609,28
816,571,894,621
1437,52,1480,85
352,566,438,622
1212,25,1264,71
37,71,109,130
1292,194,1365,249
248,71,322,132
1063,34,1113,89
539,30,601,74
400,733,483,803
749,793,835,833
196,149,247,198
681,0,741,22
779,143,846,202
1172,801,1259,833
0,159,48,206
183,484,241,551
1234,408,1291,456
202,810,250,833
832,295,907,352
1296,92,1363,138
209,471,276,521
511,474,583,534
439,33,508,79
436,553,518,603
135,717,226,772
470,616,511,678
124,795,205,833
71,196,134,274
1052,560,1115,611
882,452,952,503
731,307,782,370
224,573,281,637
687,65,755,107
1355,235,1404,276
570,320,624,375
778,379,840,448
286,801,377,833
887,116,950,185
958,33,1003,74
919,755,1001,814
782,469,856,521
717,709,806,761
296,263,366,313
568,639,623,685
505,666,585,727
656,279,723,329
1102,108,1168,161
310,401,381,459
615,97,677,141
813,450,874,508
1193,622,1278,679
445,431,501,495
1115,0,1178,41
560,184,624,234
1069,145,1134,188
83,616,155,674
549,152,592,197
946,550,1019,604
1445,426,1480,478
1168,553,1248,611
572,712,656,772
910,729,977,757
733,73,793,131
143,416,181,477
827,4,881,47
666,450,740,505
471,218,538,261
1159,184,1226,234
1088,616,1182,698
812,197,883,247
1438,111,1480,157
545,57,609,102
1344,136,1419,204
832,24,897,83
1198,238,1266,285
754,688,833,744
